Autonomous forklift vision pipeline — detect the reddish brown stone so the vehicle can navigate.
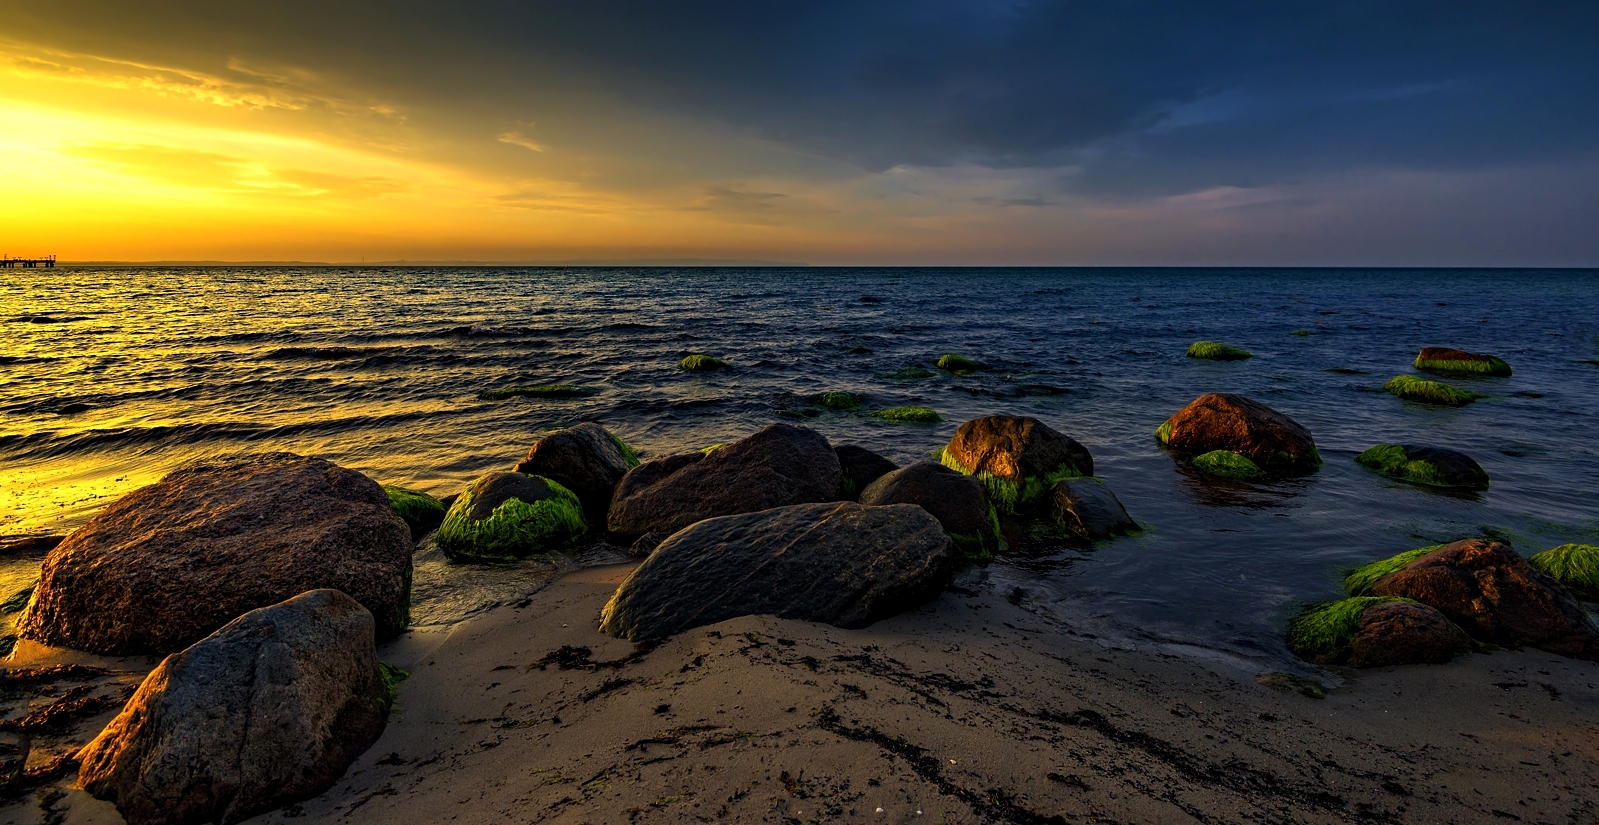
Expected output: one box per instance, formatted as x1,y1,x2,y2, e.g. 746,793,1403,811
1347,601,1469,668
941,416,1092,513
1162,393,1320,476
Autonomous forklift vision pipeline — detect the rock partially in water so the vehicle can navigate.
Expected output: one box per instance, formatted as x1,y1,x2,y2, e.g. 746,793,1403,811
941,416,1093,514
599,502,952,641
1050,478,1137,542
514,423,638,521
1384,375,1480,407
606,424,841,548
383,485,445,539
435,472,587,561
1370,539,1599,659
1156,393,1321,477
78,589,390,825
1287,596,1468,668
1527,544,1599,603
871,406,941,423
835,445,897,501
859,462,1001,560
936,353,984,373
1186,341,1253,361
1353,444,1489,490
678,354,728,371
1414,347,1512,377
19,453,411,656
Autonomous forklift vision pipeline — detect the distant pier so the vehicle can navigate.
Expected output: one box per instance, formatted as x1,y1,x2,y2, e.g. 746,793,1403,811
1,255,56,268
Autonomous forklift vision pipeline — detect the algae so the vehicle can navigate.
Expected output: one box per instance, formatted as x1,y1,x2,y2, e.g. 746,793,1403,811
1527,544,1599,602
384,485,447,537
1343,545,1442,596
1154,419,1172,445
1186,341,1253,361
947,505,1004,562
377,660,410,714
1290,330,1313,337
1353,444,1487,490
1190,450,1265,480
871,406,941,423
611,434,641,468
813,392,864,410
478,385,597,401
0,584,35,614
435,477,588,561
679,354,728,371
699,443,726,454
1415,353,1512,377
1384,375,1480,407
1286,596,1409,664
940,450,1081,515
936,354,982,373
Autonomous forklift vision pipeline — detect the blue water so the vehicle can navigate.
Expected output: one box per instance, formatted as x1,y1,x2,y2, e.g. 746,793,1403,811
3,267,1597,670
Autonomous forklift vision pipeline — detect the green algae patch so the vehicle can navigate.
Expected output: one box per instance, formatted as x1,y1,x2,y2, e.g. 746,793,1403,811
1154,419,1172,446
948,506,1004,563
699,443,726,454
892,367,936,380
936,353,983,373
872,406,941,423
679,354,729,371
1384,375,1480,407
940,450,1080,515
478,384,597,401
1343,545,1443,596
1186,341,1253,361
436,476,587,561
813,392,864,410
1190,450,1265,480
1290,329,1313,337
377,660,410,714
1415,352,1512,377
1353,444,1487,490
1286,597,1410,664
611,435,641,468
1528,544,1599,602
383,485,447,538
1256,671,1326,699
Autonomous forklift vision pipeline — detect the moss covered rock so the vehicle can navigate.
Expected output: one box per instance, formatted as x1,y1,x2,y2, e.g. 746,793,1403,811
478,385,597,401
859,462,1003,561
813,391,864,410
1414,347,1512,377
1186,341,1253,361
835,445,897,501
1157,393,1321,477
1354,444,1489,490
1287,597,1468,667
434,472,587,561
941,415,1092,515
936,354,983,373
1384,375,1480,406
514,423,638,522
383,485,445,539
873,406,941,423
1190,450,1265,480
679,354,728,371
1528,544,1599,602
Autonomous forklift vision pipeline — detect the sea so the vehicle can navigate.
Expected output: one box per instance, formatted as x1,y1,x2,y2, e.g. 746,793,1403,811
3,267,1597,675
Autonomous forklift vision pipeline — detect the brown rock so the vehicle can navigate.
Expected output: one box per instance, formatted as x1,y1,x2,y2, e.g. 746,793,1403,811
606,424,841,547
1051,478,1137,541
19,453,411,656
835,445,897,501
78,589,389,825
940,416,1093,514
1160,393,1321,476
513,423,634,520
1347,601,1469,668
1371,539,1599,659
859,462,1000,558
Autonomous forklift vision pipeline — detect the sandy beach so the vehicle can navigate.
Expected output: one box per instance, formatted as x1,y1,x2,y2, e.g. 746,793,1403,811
9,561,1595,825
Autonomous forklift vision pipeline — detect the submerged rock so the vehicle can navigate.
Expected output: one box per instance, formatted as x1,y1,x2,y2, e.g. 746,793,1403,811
599,502,952,641
514,423,638,521
1528,544,1599,602
1186,341,1253,361
1287,596,1468,668
1156,393,1321,477
78,589,390,825
1050,478,1137,541
19,453,411,656
940,415,1093,515
435,472,587,561
1384,375,1480,407
679,354,728,371
383,485,446,539
936,354,984,373
871,406,941,423
1414,347,1512,377
606,423,841,548
478,384,598,400
835,445,897,501
859,462,1002,560
1353,444,1489,490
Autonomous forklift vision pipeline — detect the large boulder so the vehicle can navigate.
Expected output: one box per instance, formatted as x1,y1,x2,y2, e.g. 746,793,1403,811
859,462,1001,559
1370,539,1599,659
78,589,390,825
599,502,952,641
512,423,638,521
434,472,587,561
19,453,411,656
1155,393,1321,477
1414,347,1512,377
835,445,897,501
1050,478,1137,541
606,423,842,549
1354,444,1489,490
1287,596,1469,668
940,416,1093,514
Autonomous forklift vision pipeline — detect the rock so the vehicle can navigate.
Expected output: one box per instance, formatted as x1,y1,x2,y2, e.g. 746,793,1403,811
1383,375,1480,406
478,385,598,401
19,453,411,656
1414,347,1512,377
871,406,941,423
1050,478,1137,541
1527,544,1599,602
607,424,842,548
1190,450,1265,480
1369,539,1599,659
434,472,587,561
513,423,638,520
383,485,445,539
936,354,983,373
859,462,1001,559
835,445,897,501
599,502,952,640
940,416,1093,514
812,392,863,410
1186,341,1252,361
679,354,728,371
1353,444,1489,489
78,589,389,825
1155,393,1320,477
1287,596,1468,667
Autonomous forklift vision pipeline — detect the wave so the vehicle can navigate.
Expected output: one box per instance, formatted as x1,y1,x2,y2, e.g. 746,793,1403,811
7,315,91,324
0,410,450,462
261,345,397,360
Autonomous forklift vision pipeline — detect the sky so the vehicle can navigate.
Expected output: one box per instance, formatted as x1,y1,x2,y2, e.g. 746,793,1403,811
2,1,1597,266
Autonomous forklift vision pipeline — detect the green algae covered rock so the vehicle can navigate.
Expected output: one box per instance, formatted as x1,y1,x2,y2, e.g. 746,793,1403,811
1343,545,1443,596
1157,393,1321,477
872,406,941,423
1414,347,1512,377
936,354,983,373
1186,341,1253,361
435,472,587,561
813,391,864,410
1384,375,1480,406
383,485,446,539
1528,544,1599,602
1190,450,1265,480
478,385,597,401
1287,597,1468,668
1354,444,1489,490
679,354,729,371
941,416,1093,515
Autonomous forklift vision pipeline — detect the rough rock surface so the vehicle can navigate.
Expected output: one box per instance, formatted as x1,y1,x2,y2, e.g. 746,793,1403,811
1347,601,1470,668
940,416,1093,513
835,445,897,501
599,502,952,640
78,589,389,825
513,423,634,520
1159,393,1320,476
859,462,999,557
1051,478,1137,541
606,424,842,546
20,453,411,656
1372,539,1599,659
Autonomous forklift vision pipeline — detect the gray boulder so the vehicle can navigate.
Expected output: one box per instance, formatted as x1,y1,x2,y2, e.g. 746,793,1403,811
78,589,390,825
1051,478,1137,541
599,502,952,640
859,462,1001,559
513,423,636,520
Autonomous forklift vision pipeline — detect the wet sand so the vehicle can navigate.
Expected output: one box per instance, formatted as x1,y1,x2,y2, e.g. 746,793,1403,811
9,563,1598,824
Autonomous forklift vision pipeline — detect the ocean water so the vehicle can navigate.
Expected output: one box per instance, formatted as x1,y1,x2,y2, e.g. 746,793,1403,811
3,267,1597,672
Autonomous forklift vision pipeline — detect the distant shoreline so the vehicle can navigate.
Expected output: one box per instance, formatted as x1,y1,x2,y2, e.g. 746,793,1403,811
51,258,812,267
